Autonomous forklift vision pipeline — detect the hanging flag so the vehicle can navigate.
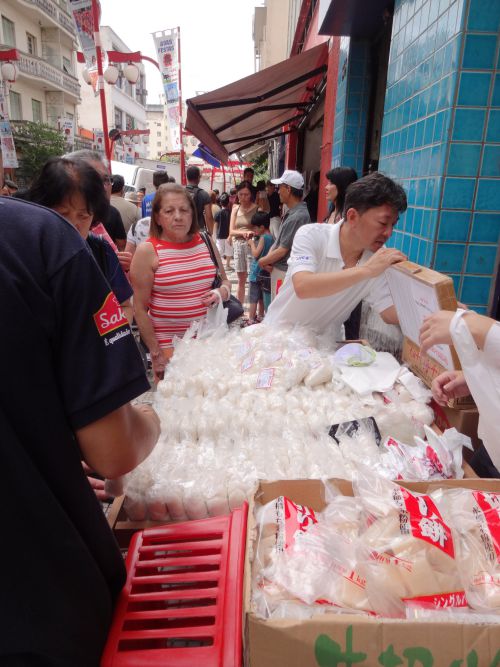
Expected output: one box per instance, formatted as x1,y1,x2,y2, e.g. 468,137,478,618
61,117,75,146
152,28,181,152
0,86,18,168
193,143,221,168
69,0,107,97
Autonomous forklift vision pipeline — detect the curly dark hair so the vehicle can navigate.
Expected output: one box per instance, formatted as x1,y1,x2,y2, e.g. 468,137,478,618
343,172,407,217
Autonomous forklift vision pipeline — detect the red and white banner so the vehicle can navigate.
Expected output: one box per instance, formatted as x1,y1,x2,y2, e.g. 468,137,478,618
0,86,18,168
152,28,181,151
69,0,107,97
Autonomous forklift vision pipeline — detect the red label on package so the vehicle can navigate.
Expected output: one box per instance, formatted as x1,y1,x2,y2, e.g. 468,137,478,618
425,445,445,477
395,487,455,558
276,496,317,551
402,590,468,610
93,292,127,336
473,491,500,563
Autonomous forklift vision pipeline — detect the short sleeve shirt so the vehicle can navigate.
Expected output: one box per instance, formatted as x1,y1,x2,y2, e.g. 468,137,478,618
264,221,393,339
103,204,126,243
186,184,211,229
272,201,311,271
127,216,151,247
142,192,155,218
0,198,150,665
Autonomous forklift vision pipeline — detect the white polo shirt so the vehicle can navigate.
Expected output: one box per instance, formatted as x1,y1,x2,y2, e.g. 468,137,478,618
264,222,393,339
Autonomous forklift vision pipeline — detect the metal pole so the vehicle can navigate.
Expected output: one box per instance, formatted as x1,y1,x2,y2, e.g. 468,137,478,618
177,26,186,185
91,0,111,165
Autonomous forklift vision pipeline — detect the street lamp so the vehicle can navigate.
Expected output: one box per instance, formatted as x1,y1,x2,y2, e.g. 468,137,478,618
77,48,159,165
0,49,19,84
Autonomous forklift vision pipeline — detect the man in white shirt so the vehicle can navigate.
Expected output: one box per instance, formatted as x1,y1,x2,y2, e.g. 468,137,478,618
264,172,407,341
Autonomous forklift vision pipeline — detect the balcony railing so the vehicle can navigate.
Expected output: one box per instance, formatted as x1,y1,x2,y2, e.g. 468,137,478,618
18,52,81,99
18,0,76,38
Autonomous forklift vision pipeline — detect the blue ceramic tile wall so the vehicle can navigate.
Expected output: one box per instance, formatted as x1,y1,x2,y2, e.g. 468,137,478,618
379,0,500,312
332,37,371,175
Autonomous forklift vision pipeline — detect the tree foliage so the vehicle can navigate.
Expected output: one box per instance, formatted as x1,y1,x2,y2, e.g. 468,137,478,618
12,122,67,185
251,152,269,183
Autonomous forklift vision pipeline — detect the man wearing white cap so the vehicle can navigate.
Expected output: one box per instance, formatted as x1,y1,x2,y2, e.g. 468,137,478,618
258,169,311,299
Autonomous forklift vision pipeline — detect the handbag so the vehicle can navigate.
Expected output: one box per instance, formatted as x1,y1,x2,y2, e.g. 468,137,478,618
199,231,244,324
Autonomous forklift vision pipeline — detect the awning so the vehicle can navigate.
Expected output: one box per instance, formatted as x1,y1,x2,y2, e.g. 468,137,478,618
185,43,328,164
318,0,391,38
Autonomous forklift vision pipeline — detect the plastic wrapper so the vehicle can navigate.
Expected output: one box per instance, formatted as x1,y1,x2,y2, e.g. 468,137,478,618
354,469,464,618
123,322,439,521
433,487,500,613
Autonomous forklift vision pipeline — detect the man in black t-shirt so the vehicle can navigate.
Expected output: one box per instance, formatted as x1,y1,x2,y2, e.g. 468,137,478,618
0,197,160,666
185,164,215,234
213,192,232,269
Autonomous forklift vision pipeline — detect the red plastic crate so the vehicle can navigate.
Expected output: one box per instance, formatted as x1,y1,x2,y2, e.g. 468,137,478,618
101,502,248,667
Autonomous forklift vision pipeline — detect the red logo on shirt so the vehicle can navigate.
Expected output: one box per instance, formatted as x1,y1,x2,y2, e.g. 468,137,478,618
93,292,127,336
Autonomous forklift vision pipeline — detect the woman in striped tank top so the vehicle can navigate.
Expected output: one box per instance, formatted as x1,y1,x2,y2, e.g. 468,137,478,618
131,183,231,381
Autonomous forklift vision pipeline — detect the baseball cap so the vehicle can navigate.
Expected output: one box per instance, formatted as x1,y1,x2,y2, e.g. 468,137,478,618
271,170,304,190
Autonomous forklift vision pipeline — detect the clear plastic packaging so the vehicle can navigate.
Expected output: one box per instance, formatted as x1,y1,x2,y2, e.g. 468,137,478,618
354,469,464,618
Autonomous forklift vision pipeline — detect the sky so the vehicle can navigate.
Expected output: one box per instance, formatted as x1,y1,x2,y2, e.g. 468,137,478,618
99,0,264,104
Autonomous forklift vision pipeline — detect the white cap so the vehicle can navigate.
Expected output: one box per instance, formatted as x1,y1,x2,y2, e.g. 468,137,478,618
271,169,304,190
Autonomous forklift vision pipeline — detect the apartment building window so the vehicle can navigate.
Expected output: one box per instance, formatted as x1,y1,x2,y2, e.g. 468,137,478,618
32,99,42,123
157,131,161,137
26,32,37,56
157,142,161,147
114,107,122,129
125,114,135,130
1,16,15,47
9,90,22,120
62,56,72,75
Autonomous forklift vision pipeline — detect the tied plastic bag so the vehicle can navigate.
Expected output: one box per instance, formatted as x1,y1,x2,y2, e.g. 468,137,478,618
197,291,228,339
354,469,465,617
434,487,500,613
450,310,500,470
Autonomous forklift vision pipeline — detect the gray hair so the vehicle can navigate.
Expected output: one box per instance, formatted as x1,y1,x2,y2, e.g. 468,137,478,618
63,149,108,168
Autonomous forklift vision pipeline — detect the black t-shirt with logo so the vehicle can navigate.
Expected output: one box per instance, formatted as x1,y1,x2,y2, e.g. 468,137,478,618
0,198,150,665
186,184,211,229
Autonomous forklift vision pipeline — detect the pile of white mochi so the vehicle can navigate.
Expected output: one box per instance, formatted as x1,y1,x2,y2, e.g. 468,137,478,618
122,323,435,522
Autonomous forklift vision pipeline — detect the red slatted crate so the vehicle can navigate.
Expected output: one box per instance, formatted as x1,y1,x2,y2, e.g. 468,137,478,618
102,503,248,667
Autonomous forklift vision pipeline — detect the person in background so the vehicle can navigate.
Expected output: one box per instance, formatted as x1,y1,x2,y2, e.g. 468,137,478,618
244,211,274,325
1,178,18,196
258,170,311,300
131,183,231,381
266,179,282,239
0,193,160,666
325,166,358,224
137,187,146,208
304,170,320,221
256,179,270,213
228,186,238,212
264,172,407,339
214,192,233,270
242,166,255,185
228,180,259,305
64,150,127,252
111,174,140,233
210,190,221,219
185,165,215,235
27,157,134,324
420,309,500,478
142,170,169,218
324,167,360,337
125,216,151,258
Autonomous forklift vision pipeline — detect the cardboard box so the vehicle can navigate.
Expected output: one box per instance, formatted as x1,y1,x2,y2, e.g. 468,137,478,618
432,399,481,456
386,261,474,408
245,478,500,667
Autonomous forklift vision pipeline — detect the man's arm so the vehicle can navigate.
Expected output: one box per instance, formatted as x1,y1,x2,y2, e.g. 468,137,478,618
204,203,215,235
380,305,399,325
292,248,406,299
76,403,160,479
258,245,288,268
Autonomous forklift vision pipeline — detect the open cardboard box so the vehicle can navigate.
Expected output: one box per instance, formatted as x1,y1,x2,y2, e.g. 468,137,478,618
244,478,500,667
387,261,474,408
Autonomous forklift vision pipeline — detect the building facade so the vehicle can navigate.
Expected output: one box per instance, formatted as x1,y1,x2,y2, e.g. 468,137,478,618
145,98,197,161
0,0,80,127
76,25,148,159
268,0,499,317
